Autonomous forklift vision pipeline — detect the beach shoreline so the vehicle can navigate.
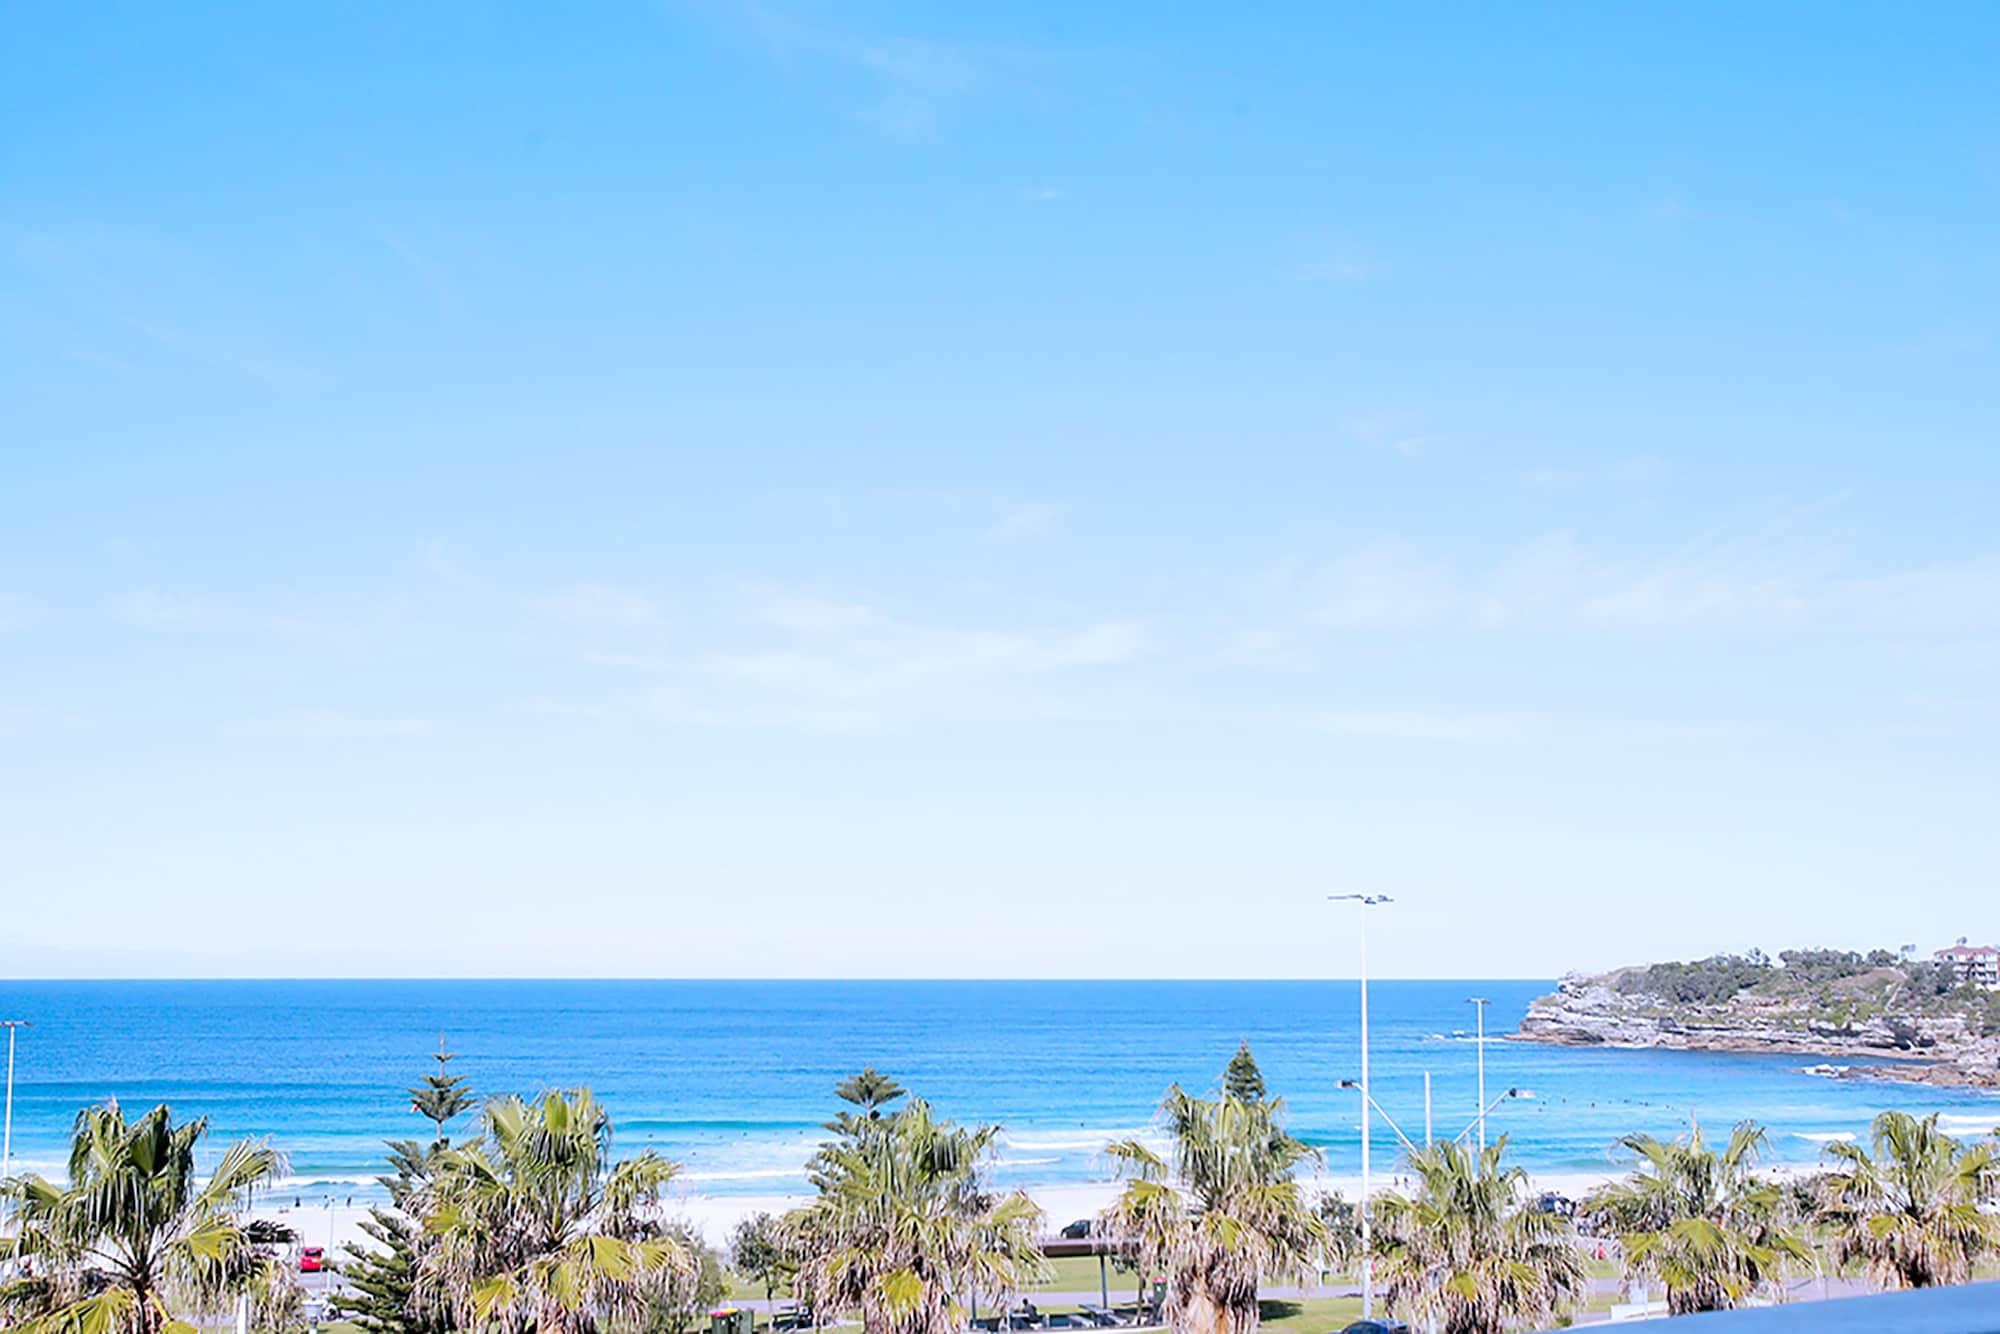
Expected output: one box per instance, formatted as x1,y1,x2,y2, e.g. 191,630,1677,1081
262,1167,1674,1255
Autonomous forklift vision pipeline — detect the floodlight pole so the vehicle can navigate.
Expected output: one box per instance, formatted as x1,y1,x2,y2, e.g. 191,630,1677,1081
1,1021,28,1182
1467,997,1490,1151
1329,894,1391,1320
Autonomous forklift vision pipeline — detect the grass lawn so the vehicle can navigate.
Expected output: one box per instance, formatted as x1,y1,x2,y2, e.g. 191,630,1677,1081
1024,1255,1152,1295
1255,1297,1366,1334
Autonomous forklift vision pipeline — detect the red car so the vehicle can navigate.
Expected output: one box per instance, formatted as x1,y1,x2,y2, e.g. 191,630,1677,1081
299,1246,327,1273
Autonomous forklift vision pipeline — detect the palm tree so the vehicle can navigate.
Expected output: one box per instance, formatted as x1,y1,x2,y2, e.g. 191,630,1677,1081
0,1100,286,1334
410,1088,694,1333
1587,1119,1809,1314
1371,1138,1584,1334
1100,1086,1326,1334
1819,1110,2000,1288
786,1095,1047,1334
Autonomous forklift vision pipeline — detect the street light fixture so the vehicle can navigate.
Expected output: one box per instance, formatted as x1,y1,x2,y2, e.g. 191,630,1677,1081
1336,1080,1420,1156
1453,1087,1534,1146
1328,894,1391,1319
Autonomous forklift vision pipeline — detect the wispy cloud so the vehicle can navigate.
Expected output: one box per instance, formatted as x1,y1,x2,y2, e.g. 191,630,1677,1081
108,589,220,629
984,500,1063,543
15,229,314,388
534,582,662,629
1290,532,2000,635
250,710,434,739
707,611,1144,701
1314,710,1727,744
1295,239,1393,285
723,4,986,138
572,582,1148,730
1522,454,1671,489
1343,414,1437,457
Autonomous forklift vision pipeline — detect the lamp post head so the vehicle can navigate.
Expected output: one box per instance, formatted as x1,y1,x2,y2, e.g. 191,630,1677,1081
1327,894,1394,905
1338,1079,1360,1089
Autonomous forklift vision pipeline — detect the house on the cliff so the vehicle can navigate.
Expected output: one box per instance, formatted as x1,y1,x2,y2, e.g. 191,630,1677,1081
1934,942,2000,987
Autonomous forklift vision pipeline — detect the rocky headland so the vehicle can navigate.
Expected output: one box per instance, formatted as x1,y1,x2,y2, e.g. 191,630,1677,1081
1516,950,2000,1090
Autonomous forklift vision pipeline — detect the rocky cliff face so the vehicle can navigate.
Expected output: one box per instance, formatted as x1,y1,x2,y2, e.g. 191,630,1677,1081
1516,971,2000,1088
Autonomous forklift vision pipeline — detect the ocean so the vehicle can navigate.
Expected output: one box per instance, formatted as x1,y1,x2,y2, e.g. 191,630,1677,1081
2,979,1995,1206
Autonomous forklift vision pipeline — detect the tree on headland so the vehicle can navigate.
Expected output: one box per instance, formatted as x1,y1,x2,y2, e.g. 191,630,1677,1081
1223,1043,1266,1103
0,1100,286,1334
1101,1083,1326,1334
1819,1110,2000,1288
410,1088,694,1333
1371,1139,1584,1334
1587,1120,1809,1315
787,1075,1046,1334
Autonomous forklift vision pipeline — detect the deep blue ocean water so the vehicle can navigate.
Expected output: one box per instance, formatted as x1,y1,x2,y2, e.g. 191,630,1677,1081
1,980,1995,1203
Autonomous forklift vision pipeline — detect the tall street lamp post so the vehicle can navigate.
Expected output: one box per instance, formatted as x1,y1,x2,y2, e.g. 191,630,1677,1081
1466,997,1490,1151
1,1020,28,1182
1328,894,1391,1319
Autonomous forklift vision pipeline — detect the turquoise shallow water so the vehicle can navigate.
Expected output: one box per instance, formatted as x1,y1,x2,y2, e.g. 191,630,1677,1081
1,979,1994,1201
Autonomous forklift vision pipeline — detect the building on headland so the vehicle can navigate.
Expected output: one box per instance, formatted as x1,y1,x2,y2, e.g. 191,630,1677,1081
1933,941,2000,987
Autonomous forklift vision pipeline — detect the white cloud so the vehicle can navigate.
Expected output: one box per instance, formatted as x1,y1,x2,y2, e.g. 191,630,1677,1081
744,588,883,633
535,582,661,629
253,710,433,739
1293,533,2000,636
1299,244,1392,285
1317,711,1537,742
1313,710,1728,744
984,500,1062,543
1343,414,1435,457
1308,546,1457,628
707,616,1145,701
108,589,218,629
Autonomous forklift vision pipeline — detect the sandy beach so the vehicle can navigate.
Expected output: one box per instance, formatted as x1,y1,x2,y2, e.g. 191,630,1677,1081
264,1168,1647,1256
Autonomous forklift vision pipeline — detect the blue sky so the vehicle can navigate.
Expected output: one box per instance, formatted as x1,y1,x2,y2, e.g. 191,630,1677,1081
4,3,1998,978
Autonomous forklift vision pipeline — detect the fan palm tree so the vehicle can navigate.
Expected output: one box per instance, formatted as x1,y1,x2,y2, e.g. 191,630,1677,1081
1587,1119,1809,1315
1100,1086,1326,1334
1371,1139,1585,1334
1819,1110,2000,1288
0,1100,285,1334
786,1097,1047,1334
410,1088,694,1333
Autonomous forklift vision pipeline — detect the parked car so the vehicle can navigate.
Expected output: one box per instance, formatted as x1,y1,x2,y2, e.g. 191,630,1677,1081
299,1246,327,1273
1059,1218,1093,1239
1339,1321,1410,1334
1532,1190,1577,1218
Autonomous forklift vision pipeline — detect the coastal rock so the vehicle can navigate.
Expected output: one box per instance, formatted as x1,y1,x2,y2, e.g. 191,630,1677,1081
1515,965,2000,1092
